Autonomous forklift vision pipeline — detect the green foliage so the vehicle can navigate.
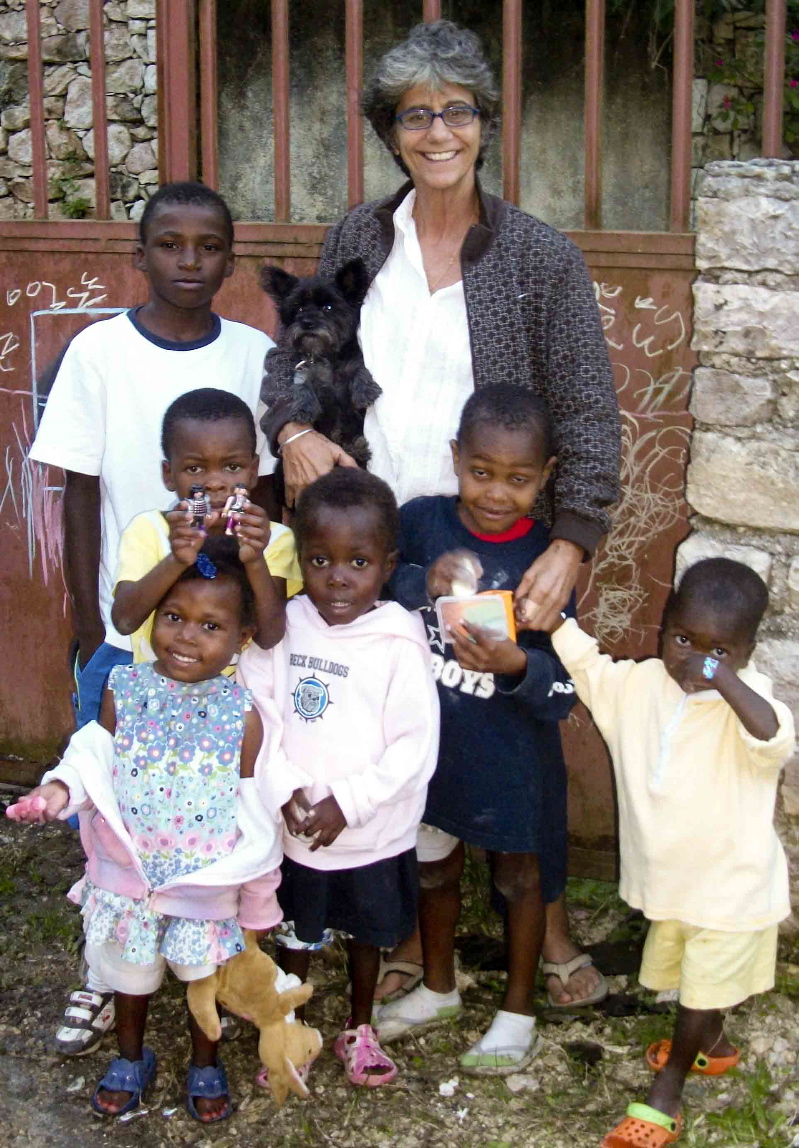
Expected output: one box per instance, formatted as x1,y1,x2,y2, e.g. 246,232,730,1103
705,1061,788,1144
60,195,92,219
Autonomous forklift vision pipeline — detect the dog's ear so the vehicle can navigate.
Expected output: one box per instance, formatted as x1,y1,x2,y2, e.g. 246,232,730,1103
334,258,369,307
261,265,298,301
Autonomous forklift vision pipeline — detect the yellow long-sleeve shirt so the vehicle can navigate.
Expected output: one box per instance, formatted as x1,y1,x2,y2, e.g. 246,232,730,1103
552,618,795,932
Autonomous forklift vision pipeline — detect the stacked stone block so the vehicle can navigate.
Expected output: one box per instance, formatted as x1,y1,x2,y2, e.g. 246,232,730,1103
0,0,157,221
684,158,799,918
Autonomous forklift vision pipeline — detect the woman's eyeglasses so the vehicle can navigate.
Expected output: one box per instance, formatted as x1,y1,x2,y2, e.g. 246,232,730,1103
395,105,480,131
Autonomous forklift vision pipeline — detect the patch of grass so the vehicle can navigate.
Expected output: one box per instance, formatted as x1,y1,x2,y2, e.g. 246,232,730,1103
704,1062,789,1146
23,906,80,952
0,864,17,898
566,876,626,915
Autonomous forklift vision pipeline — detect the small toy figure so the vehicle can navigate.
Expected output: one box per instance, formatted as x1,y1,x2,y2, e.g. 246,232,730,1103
224,483,248,535
187,483,211,529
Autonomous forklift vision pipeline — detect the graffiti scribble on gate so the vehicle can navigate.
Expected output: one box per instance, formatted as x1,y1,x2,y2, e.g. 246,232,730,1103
583,282,691,646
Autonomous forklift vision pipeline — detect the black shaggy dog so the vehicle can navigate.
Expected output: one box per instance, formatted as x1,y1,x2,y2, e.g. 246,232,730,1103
261,258,381,508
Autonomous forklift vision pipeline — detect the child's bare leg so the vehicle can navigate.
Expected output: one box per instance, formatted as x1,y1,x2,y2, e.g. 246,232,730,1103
94,992,150,1114
419,842,465,992
348,940,381,1028
647,1006,730,1117
492,852,545,1016
277,947,311,1021
187,1009,226,1122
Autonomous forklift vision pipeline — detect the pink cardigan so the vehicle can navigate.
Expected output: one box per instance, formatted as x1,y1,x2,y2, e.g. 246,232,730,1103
43,720,284,929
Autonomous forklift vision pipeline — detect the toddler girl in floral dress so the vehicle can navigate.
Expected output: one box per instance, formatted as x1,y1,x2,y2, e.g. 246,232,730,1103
9,538,283,1124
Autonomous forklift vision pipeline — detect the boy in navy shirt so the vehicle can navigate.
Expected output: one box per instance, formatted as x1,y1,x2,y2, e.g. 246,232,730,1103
378,386,576,1076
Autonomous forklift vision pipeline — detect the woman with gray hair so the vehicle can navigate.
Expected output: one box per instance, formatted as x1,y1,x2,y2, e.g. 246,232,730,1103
262,18,617,1064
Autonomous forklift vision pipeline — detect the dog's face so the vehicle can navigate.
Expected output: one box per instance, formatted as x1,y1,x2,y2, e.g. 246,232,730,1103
261,258,369,359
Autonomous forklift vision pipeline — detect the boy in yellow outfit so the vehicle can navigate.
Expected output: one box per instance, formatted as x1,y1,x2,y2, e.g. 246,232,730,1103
546,558,794,1147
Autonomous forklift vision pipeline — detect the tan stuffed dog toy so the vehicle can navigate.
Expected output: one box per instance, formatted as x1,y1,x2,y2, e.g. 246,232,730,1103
187,930,322,1106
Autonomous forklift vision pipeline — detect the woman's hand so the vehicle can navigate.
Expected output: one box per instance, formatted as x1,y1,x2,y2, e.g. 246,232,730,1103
5,782,70,823
278,423,358,508
514,539,584,631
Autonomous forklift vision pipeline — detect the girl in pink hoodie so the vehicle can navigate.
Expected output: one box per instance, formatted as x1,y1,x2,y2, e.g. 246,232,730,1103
8,537,283,1124
238,468,440,1090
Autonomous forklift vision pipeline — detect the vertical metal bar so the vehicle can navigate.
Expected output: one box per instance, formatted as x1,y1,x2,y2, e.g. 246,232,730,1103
583,0,605,230
25,0,47,219
763,0,787,157
423,0,442,20
156,0,196,183
198,0,219,188
89,0,110,219
669,0,694,232
502,0,522,206
272,0,290,222
345,0,364,209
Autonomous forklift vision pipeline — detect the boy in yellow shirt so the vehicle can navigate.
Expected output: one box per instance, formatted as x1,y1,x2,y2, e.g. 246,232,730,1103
113,388,301,670
547,558,794,1147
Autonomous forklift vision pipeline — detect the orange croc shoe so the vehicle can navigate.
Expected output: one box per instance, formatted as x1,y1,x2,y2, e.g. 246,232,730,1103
646,1039,740,1076
601,1103,681,1147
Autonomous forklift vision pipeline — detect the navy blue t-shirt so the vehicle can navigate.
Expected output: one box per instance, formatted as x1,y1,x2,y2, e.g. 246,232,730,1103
391,496,576,891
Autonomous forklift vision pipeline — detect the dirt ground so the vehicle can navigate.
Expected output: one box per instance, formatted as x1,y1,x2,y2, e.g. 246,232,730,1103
1,794,798,1148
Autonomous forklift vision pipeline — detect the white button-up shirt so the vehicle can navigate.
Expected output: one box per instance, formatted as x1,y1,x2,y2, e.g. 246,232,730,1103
359,190,475,507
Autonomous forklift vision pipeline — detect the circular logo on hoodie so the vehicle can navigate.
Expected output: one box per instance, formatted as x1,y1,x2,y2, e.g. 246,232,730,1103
293,676,330,722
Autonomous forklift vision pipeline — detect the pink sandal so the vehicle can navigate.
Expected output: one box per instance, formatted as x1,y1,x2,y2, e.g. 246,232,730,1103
334,1023,398,1087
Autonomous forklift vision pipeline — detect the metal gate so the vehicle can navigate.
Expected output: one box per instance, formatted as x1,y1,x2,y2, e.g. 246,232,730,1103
0,0,790,876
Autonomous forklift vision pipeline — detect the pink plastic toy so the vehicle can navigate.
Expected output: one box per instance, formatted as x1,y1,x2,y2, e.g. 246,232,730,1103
5,794,47,821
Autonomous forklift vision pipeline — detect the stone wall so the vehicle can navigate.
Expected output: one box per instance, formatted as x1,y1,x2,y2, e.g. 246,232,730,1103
0,0,157,221
685,158,799,923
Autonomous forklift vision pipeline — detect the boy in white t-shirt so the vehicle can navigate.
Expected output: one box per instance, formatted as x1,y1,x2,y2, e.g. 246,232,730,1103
28,181,275,1056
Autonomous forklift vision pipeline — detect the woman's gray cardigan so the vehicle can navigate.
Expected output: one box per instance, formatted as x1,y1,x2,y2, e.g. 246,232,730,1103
261,181,620,557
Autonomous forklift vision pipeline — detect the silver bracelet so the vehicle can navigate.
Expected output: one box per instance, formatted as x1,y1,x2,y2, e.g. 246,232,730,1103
277,427,313,456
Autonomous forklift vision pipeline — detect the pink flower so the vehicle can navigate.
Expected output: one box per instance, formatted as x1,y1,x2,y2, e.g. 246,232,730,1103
202,841,216,854
792,30,799,42
157,833,174,849
715,57,723,66
722,95,731,109
185,833,200,848
173,814,185,830
791,79,798,88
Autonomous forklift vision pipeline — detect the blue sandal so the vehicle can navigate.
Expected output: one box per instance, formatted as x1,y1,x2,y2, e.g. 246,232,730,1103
91,1047,156,1117
186,1061,232,1123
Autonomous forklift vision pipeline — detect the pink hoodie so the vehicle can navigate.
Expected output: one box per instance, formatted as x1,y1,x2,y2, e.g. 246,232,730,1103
237,595,440,870
42,720,284,929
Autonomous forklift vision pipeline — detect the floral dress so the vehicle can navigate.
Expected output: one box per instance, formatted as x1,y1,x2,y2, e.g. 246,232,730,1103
81,664,252,968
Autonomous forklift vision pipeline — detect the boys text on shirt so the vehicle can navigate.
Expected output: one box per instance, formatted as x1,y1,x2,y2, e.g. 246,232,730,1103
28,309,274,650
114,509,303,668
390,495,577,867
552,618,795,932
236,593,440,871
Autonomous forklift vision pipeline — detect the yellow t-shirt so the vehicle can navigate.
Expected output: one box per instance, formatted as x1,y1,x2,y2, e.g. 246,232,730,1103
114,509,303,671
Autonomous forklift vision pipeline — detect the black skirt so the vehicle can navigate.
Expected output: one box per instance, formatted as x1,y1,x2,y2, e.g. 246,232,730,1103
277,850,419,949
